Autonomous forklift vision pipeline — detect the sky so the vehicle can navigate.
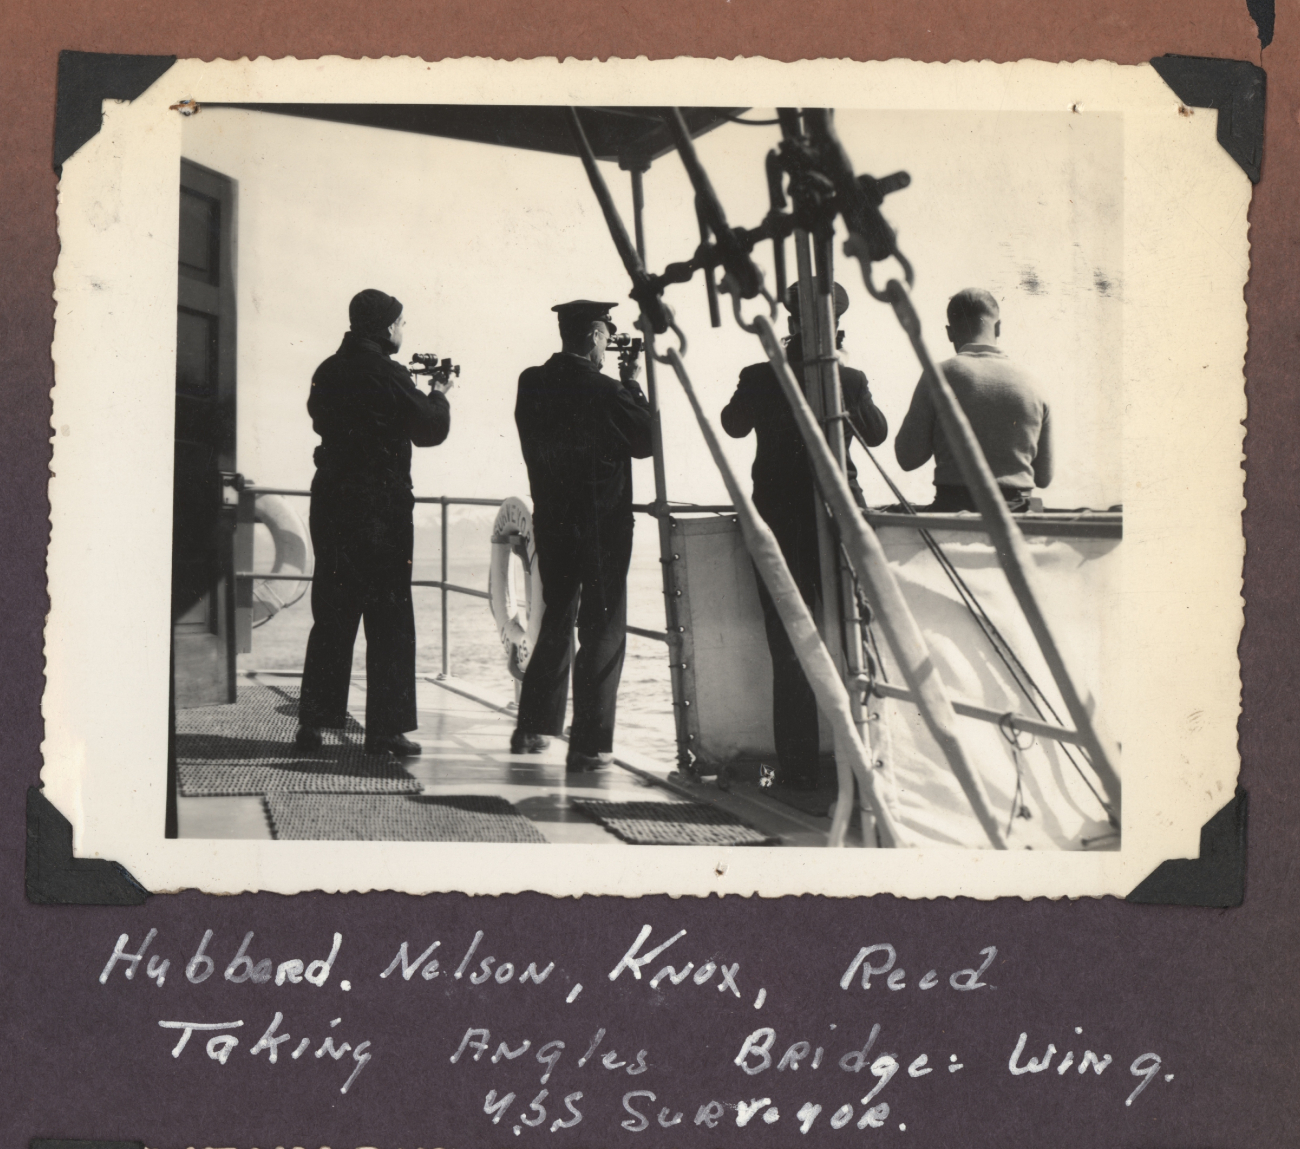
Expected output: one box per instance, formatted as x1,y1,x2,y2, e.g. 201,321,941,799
182,105,1123,522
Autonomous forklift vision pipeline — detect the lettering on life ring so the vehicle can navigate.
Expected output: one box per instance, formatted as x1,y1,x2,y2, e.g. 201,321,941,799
252,493,314,627
488,497,547,681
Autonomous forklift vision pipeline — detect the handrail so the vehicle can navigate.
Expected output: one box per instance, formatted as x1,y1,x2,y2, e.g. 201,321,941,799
632,502,735,516
862,679,1082,746
247,488,1121,539
248,487,735,518
867,512,1122,541
244,486,509,508
234,489,672,679
628,625,670,643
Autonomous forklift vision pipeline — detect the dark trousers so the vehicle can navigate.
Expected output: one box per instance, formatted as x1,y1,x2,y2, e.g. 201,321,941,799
299,484,417,736
754,506,823,785
515,516,632,756
928,483,1031,514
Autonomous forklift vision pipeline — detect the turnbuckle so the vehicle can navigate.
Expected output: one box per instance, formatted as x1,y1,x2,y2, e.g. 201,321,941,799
845,234,916,303
719,271,778,335
640,309,688,364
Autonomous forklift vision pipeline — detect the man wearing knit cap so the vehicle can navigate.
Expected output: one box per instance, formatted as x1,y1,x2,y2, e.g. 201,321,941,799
511,299,653,772
721,282,888,793
894,288,1053,512
296,288,452,757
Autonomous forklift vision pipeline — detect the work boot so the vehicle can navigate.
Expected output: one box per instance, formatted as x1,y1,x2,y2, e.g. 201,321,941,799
566,749,614,774
510,729,550,755
364,733,422,757
294,725,323,752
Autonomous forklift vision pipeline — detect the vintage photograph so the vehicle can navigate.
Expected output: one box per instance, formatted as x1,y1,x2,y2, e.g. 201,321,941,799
45,58,1247,896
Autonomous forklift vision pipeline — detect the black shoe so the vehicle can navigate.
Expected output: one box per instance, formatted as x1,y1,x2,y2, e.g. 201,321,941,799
566,750,614,774
777,774,820,793
294,725,322,752
364,733,422,757
510,730,550,754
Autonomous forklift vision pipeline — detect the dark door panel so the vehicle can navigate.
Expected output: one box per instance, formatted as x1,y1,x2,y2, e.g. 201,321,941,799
172,159,237,709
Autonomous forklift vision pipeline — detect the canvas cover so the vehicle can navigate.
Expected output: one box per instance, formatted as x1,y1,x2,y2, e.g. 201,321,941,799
676,515,1120,850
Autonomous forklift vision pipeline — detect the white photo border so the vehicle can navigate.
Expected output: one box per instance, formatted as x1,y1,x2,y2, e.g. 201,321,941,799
44,57,1247,897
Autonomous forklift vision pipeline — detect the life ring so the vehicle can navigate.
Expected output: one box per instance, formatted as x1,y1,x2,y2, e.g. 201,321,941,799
488,497,547,681
251,493,314,628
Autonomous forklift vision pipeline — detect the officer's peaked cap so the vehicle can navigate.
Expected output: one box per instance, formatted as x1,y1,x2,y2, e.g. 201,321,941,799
784,281,850,320
552,299,618,335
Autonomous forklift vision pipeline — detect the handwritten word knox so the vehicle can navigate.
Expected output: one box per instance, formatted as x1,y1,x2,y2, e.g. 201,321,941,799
608,926,744,998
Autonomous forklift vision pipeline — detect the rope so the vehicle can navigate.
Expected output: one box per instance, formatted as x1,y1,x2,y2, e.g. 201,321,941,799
998,713,1035,837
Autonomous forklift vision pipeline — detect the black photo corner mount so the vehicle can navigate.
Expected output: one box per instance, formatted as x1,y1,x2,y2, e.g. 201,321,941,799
1126,788,1247,907
26,787,151,906
1150,54,1266,183
1246,0,1275,50
54,50,176,175
31,1142,145,1149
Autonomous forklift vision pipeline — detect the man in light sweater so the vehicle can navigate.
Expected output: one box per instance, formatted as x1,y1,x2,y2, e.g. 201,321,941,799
894,289,1052,512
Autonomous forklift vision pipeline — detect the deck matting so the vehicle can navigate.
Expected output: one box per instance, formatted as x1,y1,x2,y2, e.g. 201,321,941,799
570,799,779,846
175,681,421,796
265,793,549,842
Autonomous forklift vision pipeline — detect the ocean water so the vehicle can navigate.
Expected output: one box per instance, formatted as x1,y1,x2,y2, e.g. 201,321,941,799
241,521,679,763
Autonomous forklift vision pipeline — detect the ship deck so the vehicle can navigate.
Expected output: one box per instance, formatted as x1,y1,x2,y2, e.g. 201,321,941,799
177,671,841,845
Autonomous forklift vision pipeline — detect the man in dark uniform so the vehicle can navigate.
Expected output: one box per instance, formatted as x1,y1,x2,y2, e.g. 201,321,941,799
296,289,452,756
721,283,888,790
511,300,653,772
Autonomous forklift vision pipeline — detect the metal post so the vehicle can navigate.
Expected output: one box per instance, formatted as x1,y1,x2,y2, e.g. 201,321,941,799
630,166,648,257
440,496,450,678
233,486,256,655
792,232,847,677
812,232,869,736
695,196,722,328
631,166,693,772
796,227,874,838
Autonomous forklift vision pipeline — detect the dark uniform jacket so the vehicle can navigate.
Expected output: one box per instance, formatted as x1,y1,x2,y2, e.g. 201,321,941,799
515,352,654,535
721,344,888,527
308,331,451,495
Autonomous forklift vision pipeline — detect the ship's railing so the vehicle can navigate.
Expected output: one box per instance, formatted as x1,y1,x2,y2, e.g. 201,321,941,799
235,487,681,679
236,484,1121,691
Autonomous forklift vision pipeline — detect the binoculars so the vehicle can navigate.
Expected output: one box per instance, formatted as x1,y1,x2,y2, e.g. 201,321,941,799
609,334,643,367
409,353,461,384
